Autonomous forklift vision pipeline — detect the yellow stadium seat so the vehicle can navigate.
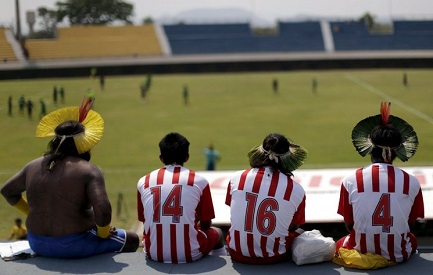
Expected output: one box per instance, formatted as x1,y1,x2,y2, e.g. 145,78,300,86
25,25,162,60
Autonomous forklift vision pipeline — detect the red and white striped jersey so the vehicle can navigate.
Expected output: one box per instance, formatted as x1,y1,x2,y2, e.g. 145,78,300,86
225,167,306,259
338,163,424,262
137,165,215,263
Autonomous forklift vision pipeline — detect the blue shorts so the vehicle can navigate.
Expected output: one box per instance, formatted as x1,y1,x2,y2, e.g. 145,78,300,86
27,228,127,259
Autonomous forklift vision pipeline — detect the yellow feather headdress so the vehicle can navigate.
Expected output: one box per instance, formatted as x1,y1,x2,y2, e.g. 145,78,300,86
36,95,104,154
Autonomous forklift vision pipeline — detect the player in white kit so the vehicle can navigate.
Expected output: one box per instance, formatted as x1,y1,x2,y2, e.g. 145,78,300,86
336,102,424,263
137,133,225,263
225,133,308,264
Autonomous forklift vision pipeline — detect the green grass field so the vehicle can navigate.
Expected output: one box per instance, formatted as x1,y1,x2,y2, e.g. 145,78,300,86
1,69,432,238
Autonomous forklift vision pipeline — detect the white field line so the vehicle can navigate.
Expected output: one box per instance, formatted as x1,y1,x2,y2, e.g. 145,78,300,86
345,74,433,125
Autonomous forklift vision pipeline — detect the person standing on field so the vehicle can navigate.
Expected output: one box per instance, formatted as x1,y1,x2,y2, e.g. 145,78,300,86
335,102,424,265
402,72,408,87
99,75,105,91
19,95,26,114
59,86,65,104
183,85,189,105
312,77,318,94
203,143,220,171
137,132,225,263
225,133,308,264
7,96,12,116
272,78,278,94
52,86,58,105
39,99,47,119
26,99,34,119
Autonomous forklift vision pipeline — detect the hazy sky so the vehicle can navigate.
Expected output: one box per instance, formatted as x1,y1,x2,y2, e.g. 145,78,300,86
1,0,433,32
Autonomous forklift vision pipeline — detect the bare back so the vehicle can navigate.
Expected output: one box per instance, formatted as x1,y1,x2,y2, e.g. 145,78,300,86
7,156,112,237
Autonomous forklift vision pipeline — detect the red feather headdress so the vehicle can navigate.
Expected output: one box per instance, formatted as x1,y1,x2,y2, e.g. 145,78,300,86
380,101,391,126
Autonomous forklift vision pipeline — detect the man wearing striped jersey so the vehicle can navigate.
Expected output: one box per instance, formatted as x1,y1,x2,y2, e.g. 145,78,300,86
225,133,308,264
336,102,424,264
137,132,225,263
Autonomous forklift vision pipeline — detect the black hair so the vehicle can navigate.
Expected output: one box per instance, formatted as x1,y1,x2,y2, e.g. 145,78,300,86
263,133,290,154
250,133,291,174
159,132,190,165
44,120,90,170
370,124,402,162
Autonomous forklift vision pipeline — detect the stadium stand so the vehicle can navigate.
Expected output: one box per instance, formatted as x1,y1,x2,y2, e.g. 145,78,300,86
164,22,324,55
1,19,433,78
25,25,163,60
6,20,433,61
393,20,433,49
0,28,18,62
331,20,433,51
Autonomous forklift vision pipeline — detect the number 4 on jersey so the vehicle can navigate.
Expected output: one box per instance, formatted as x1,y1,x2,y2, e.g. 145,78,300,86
372,193,394,233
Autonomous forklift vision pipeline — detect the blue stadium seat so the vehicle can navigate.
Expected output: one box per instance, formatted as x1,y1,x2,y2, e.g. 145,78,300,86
331,20,433,51
163,22,325,55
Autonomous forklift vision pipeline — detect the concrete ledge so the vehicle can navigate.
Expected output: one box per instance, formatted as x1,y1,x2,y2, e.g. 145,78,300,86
1,252,433,275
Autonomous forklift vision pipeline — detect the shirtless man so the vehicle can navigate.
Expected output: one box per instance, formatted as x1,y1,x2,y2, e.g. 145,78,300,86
1,98,139,258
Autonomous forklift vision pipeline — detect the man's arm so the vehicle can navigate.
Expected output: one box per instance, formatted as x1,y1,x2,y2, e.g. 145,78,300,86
344,222,354,232
337,184,354,233
408,187,425,230
86,166,112,238
137,190,145,223
225,182,232,206
290,195,306,232
289,224,300,232
197,184,216,230
198,220,212,231
1,167,29,215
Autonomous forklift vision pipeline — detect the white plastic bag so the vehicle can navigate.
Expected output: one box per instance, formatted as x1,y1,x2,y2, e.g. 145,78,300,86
291,229,335,265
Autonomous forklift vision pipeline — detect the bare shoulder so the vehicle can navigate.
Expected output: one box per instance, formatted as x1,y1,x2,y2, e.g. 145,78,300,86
50,157,104,185
77,158,102,172
71,158,103,177
2,157,46,193
26,156,45,166
22,157,46,173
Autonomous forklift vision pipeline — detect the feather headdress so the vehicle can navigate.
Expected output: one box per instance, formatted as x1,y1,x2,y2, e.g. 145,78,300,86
248,141,307,175
351,102,418,162
36,94,104,154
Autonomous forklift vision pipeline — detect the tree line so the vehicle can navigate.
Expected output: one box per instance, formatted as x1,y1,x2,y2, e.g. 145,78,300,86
29,0,138,39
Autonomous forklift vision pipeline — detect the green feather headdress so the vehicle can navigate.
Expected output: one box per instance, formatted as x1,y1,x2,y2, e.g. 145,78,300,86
248,141,307,175
351,102,418,162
